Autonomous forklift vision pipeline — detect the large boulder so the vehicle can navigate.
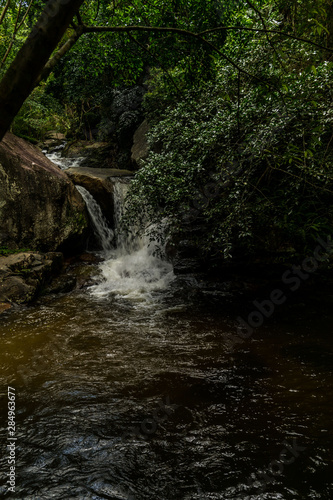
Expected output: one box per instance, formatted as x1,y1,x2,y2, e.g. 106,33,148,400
0,133,89,253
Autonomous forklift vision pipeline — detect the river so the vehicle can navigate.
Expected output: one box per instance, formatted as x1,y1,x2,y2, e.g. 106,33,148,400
0,151,332,499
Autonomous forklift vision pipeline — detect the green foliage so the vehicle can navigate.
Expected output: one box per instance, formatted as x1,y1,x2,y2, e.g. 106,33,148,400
2,0,333,262
125,17,333,260
0,247,32,256
11,85,73,140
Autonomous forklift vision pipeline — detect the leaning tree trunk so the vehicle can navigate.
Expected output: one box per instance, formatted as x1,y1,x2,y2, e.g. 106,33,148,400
0,0,84,141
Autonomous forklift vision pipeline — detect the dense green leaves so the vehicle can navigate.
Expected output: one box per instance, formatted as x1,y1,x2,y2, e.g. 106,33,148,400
124,2,333,261
1,0,333,261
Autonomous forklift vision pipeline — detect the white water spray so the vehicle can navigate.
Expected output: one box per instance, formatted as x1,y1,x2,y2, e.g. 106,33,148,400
44,144,84,170
89,179,175,304
76,185,114,252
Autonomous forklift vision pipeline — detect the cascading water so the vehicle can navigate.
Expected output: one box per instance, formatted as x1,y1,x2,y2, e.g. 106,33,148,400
89,178,175,304
1,156,332,500
76,185,114,253
44,143,84,170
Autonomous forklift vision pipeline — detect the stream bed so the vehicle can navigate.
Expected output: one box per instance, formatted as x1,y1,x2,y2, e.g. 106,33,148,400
0,156,332,499
0,261,333,499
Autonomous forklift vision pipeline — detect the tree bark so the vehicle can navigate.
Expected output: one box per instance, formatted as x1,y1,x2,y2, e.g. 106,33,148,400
0,0,84,141
35,25,85,86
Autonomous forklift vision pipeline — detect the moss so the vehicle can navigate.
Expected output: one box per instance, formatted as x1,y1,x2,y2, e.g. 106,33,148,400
16,268,33,276
67,211,88,233
13,133,39,145
0,247,33,256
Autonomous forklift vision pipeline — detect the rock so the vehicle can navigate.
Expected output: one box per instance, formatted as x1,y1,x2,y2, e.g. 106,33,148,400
42,132,66,152
0,252,64,305
62,141,117,169
68,261,99,289
0,133,89,253
0,276,35,304
42,275,77,295
78,252,100,263
66,166,133,226
44,131,66,141
131,120,149,167
0,302,11,313
166,238,205,274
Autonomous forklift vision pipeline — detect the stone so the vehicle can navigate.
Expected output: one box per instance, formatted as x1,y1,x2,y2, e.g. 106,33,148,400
0,251,64,305
0,276,35,304
42,131,66,152
42,275,77,295
65,166,133,226
0,302,11,313
131,119,149,168
0,133,89,253
62,141,118,169
44,131,66,141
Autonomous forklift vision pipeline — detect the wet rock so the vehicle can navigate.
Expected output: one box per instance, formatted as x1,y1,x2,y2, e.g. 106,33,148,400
62,141,117,169
65,260,100,289
0,133,89,253
0,302,11,313
45,131,66,141
0,275,35,304
98,85,146,169
0,252,64,305
40,132,66,153
131,119,149,168
169,239,205,274
78,252,100,263
43,275,77,295
66,166,133,226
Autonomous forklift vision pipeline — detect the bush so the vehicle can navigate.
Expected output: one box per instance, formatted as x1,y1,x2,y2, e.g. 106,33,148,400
11,85,73,140
124,41,333,261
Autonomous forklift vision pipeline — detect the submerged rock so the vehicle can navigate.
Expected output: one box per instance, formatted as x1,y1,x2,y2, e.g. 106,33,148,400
0,133,89,253
42,274,77,295
41,131,66,152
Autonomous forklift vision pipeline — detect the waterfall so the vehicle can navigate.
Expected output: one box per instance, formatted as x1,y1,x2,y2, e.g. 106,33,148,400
76,185,114,252
89,178,175,304
44,143,83,170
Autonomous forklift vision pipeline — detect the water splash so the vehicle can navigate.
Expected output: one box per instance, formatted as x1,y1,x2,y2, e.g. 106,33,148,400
90,179,174,304
44,144,84,170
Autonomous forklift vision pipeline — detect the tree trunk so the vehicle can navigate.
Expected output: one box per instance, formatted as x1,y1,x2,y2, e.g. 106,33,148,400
0,0,84,141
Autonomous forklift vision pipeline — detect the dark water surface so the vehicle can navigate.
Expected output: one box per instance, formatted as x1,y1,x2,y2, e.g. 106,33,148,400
0,270,333,499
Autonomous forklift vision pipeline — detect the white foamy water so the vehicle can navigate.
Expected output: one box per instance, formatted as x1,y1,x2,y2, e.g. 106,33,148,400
89,179,175,304
44,144,84,170
76,185,115,252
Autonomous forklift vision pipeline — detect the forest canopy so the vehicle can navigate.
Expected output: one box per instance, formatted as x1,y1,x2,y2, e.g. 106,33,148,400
0,0,333,261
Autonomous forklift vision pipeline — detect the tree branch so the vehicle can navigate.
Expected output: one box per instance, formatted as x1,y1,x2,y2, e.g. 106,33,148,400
245,0,287,70
199,26,333,53
35,26,85,86
0,0,11,26
0,0,85,140
1,0,34,68
83,25,266,85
